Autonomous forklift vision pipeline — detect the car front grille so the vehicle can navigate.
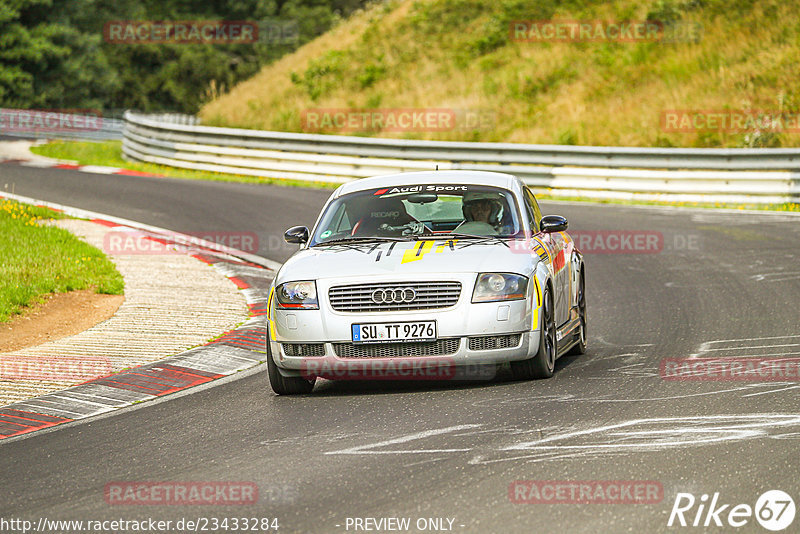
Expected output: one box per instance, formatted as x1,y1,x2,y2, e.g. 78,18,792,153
328,281,462,312
282,343,326,357
332,338,461,358
468,334,522,351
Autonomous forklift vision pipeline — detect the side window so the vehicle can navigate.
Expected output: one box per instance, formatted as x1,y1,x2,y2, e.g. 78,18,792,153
530,191,543,227
333,203,351,234
523,188,541,233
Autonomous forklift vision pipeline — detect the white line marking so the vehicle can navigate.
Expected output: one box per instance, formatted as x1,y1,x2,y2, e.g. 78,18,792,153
693,352,800,358
325,424,481,455
8,402,87,418
79,165,123,174
751,272,800,282
46,395,118,410
474,384,785,405
469,414,800,465
772,433,800,440
704,343,800,351
501,415,770,451
690,335,800,358
741,385,800,397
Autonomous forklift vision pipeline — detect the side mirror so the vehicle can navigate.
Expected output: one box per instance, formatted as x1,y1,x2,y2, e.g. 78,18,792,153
541,215,568,233
284,226,309,244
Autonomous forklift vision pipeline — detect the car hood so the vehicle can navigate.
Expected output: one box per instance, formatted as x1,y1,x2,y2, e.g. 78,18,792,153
276,240,536,283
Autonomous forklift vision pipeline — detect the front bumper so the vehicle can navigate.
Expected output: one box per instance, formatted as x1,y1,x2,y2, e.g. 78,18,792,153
269,273,539,376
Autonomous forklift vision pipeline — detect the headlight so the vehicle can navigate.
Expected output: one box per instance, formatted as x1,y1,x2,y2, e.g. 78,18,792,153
275,281,319,309
472,273,528,303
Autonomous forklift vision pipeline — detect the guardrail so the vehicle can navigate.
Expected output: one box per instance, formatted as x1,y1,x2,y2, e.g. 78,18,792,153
1,108,123,141
123,111,800,204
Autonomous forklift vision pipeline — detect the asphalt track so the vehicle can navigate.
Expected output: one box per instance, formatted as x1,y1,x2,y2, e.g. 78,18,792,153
2,165,800,533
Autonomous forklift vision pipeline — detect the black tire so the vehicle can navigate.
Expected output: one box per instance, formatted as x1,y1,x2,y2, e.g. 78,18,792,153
511,285,556,380
266,334,315,395
567,269,587,356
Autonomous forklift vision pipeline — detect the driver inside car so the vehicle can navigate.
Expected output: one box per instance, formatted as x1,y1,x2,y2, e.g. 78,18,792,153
458,192,503,235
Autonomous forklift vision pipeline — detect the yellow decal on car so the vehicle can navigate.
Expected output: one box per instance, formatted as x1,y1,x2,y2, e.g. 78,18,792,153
267,287,277,340
532,277,541,328
401,239,457,264
532,237,549,261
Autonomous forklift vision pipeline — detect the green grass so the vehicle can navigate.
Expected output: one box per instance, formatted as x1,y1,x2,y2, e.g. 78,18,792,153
30,140,340,190
0,200,124,323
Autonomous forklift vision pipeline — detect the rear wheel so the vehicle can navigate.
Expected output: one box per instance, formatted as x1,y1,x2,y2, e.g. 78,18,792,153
511,285,556,380
567,269,587,356
266,334,315,395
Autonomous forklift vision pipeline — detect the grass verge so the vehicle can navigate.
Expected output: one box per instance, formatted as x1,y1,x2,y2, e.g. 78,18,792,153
31,139,800,213
30,140,340,190
0,200,124,323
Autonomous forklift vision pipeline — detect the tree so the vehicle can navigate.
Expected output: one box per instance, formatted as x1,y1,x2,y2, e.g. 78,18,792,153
0,0,370,113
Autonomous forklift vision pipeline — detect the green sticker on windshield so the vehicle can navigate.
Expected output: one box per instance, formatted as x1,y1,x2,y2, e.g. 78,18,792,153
321,230,332,239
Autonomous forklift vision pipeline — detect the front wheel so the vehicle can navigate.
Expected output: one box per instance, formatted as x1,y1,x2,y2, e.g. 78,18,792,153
511,285,556,380
266,335,315,395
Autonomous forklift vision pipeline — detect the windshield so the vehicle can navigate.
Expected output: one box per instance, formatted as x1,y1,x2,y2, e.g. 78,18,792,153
310,184,522,245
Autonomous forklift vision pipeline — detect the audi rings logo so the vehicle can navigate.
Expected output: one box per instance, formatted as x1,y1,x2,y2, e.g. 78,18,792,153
371,287,417,304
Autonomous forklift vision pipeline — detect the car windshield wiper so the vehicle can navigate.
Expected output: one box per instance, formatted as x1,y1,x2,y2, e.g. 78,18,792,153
415,232,512,247
312,236,411,247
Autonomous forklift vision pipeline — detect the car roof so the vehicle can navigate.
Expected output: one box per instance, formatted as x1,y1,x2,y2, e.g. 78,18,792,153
333,170,521,198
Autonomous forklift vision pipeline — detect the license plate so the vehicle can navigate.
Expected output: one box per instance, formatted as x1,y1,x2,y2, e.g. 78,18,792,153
352,321,436,344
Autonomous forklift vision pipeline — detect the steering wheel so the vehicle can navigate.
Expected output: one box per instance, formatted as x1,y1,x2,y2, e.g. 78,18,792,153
351,215,424,237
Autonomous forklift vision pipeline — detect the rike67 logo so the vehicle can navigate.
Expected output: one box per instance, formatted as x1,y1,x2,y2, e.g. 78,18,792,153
668,490,796,531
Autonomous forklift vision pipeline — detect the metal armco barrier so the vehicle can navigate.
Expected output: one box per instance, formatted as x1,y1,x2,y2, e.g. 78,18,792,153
0,108,124,141
123,111,800,203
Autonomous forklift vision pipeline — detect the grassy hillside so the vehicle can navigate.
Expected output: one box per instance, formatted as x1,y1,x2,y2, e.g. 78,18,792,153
200,0,800,148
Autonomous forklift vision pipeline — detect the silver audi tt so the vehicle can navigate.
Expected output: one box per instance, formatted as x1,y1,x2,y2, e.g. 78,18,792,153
266,170,586,394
